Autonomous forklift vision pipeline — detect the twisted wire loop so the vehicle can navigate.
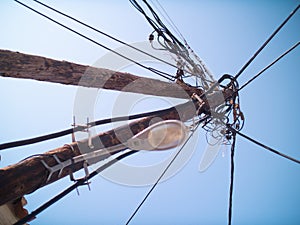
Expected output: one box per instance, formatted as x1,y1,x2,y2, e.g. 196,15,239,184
130,0,216,90
202,74,244,144
9,1,300,225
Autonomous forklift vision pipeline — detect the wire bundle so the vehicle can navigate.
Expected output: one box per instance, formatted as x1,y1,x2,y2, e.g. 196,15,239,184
4,1,300,225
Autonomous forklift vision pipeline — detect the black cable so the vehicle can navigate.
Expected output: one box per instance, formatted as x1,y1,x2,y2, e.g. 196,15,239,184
129,0,187,54
32,0,179,71
0,103,185,150
141,0,184,47
130,0,216,90
0,128,73,151
14,150,137,225
199,74,235,99
234,4,299,80
13,0,175,81
238,41,299,91
125,121,202,225
34,0,211,89
227,126,300,165
130,0,169,42
228,133,236,225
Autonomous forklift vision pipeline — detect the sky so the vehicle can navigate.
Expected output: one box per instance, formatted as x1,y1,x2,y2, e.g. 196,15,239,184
1,0,300,225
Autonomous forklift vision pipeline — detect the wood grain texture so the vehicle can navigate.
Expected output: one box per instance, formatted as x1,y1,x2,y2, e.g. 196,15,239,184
0,49,202,98
0,100,198,206
0,49,234,206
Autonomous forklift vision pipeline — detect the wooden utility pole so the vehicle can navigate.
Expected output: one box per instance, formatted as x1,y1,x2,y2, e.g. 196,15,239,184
0,50,202,98
0,101,196,206
0,50,233,208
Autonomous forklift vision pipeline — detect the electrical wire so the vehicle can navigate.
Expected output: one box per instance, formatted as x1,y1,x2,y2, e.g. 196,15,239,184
129,0,217,90
125,120,203,225
13,150,137,225
149,0,185,41
238,41,299,91
0,103,186,150
148,0,216,86
227,126,300,165
9,2,300,225
228,133,236,225
130,0,184,47
13,0,175,81
234,4,299,80
31,0,179,71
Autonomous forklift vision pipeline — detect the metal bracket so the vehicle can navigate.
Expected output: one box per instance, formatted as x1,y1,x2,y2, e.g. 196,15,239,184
41,153,92,193
192,93,206,116
41,155,69,182
72,116,94,149
69,160,91,195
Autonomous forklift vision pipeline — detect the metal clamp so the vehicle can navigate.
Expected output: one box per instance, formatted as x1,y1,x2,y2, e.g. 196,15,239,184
69,160,91,195
72,116,94,149
41,155,69,182
192,93,206,116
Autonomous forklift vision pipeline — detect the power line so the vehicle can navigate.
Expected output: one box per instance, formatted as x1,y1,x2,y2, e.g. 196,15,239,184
14,150,137,225
125,120,203,225
238,41,300,91
0,103,185,150
129,0,184,47
149,0,185,42
31,0,179,71
234,4,299,80
130,0,216,89
10,1,300,225
228,126,300,165
14,0,175,81
228,133,236,225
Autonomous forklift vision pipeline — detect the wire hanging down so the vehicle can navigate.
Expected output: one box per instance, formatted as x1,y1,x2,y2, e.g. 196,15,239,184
13,0,175,81
234,4,299,80
8,1,300,225
228,133,236,225
125,121,202,225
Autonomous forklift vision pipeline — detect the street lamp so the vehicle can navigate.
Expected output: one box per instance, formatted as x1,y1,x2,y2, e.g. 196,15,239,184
127,120,189,151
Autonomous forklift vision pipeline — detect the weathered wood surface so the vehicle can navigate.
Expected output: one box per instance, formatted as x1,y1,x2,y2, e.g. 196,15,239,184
0,49,234,207
0,87,234,206
0,100,197,206
0,49,202,98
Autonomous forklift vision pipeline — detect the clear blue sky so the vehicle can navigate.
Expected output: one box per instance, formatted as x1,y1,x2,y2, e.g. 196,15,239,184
1,0,300,224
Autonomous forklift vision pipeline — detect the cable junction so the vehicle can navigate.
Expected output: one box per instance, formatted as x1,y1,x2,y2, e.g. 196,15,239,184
130,0,216,90
8,2,300,225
